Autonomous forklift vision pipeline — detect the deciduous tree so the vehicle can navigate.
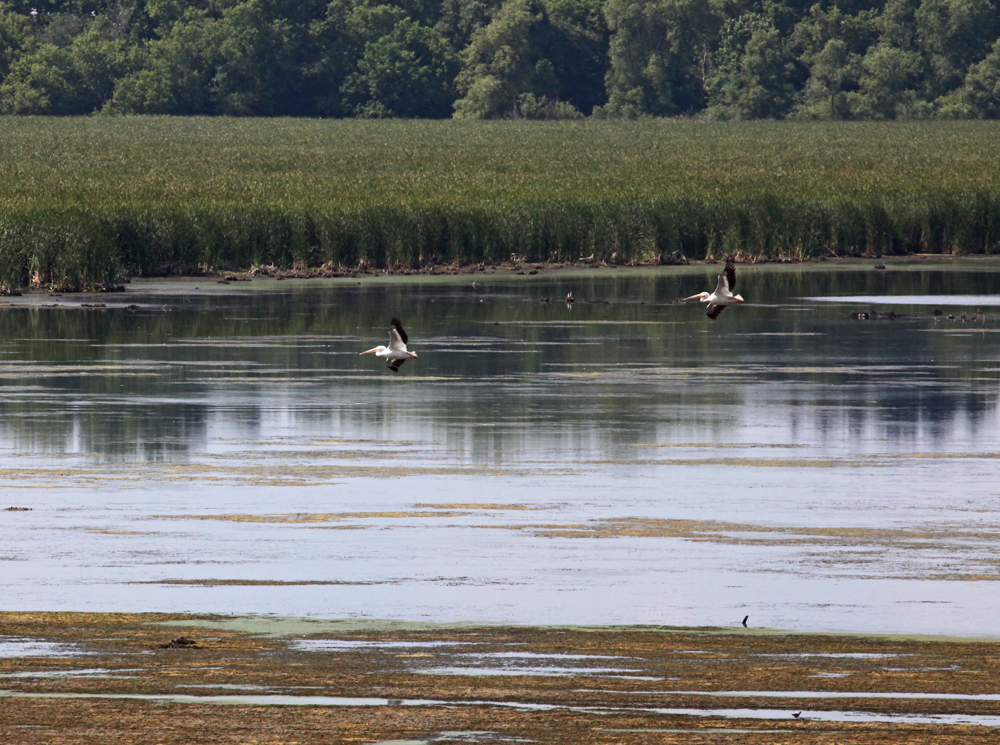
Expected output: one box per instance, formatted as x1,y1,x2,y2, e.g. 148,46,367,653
600,0,720,118
342,15,458,117
453,0,554,118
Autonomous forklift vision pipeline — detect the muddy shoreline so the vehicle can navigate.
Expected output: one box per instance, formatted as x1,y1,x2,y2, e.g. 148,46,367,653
4,252,1000,297
110,252,1000,285
2,612,1000,743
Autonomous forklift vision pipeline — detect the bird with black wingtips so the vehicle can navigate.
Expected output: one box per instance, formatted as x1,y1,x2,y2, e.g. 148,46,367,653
360,317,418,372
680,261,745,319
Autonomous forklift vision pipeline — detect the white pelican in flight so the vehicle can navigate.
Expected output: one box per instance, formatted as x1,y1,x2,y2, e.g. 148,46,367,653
681,261,744,319
360,317,418,371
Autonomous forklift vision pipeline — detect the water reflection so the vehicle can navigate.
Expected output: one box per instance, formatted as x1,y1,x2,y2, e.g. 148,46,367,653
1,266,999,461
3,265,1000,631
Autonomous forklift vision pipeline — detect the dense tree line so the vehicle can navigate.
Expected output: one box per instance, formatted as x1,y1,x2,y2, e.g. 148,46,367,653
1,0,999,119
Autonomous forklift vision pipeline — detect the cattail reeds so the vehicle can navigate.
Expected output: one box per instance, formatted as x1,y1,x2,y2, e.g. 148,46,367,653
1,118,998,290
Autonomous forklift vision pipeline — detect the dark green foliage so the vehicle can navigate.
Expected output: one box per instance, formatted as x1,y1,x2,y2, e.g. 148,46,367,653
0,6,34,82
706,12,803,118
2,0,1000,118
534,0,608,114
435,0,503,48
938,38,1000,116
102,12,224,115
105,1,323,116
915,0,998,98
2,17,139,114
341,9,458,117
453,0,587,118
600,0,721,117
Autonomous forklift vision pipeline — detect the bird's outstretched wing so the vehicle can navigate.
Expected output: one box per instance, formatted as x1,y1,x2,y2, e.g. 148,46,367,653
390,317,408,345
706,304,726,320
724,261,737,294
386,358,406,372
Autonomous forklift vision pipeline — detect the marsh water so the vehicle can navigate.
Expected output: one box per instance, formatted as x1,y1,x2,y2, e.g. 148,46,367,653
2,263,1000,636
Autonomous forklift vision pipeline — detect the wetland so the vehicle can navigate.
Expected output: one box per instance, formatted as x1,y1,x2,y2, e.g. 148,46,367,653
3,119,1000,292
2,259,1000,741
3,611,1000,744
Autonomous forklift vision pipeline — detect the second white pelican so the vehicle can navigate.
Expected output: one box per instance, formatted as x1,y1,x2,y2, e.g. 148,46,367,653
360,317,418,371
681,261,745,319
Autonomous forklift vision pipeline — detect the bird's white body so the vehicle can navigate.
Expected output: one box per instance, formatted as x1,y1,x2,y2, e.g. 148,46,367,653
361,318,418,371
681,261,745,319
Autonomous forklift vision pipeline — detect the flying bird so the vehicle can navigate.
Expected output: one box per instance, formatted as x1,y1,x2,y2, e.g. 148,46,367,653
360,317,418,372
681,261,745,319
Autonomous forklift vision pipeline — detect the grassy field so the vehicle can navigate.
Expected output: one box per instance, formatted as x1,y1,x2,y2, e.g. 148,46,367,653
1,117,999,290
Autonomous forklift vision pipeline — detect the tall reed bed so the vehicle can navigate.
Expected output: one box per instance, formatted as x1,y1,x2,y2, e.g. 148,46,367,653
1,117,999,290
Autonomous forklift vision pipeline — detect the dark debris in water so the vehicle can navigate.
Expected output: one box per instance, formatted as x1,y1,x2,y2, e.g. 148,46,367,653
159,636,203,649
850,311,901,320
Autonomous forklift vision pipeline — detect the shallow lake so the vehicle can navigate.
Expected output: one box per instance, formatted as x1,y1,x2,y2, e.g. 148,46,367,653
1,263,999,636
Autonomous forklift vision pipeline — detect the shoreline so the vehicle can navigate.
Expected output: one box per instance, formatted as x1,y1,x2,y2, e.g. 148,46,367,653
149,614,1000,644
88,252,1000,285
3,252,1000,299
2,611,1000,743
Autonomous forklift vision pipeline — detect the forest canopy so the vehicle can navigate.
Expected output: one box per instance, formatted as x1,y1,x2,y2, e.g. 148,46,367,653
1,0,999,119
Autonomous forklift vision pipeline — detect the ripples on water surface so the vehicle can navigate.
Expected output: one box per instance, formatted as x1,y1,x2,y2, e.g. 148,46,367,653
1,264,999,635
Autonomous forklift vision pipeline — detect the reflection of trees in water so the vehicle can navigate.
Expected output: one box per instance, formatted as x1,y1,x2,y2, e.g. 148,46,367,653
0,401,211,461
0,268,998,460
880,389,993,445
811,385,994,450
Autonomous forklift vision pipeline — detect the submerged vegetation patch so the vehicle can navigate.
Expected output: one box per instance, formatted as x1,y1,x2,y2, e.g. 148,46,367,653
2,118,1000,291
3,612,1000,743
414,503,552,510
509,518,1000,580
158,511,467,523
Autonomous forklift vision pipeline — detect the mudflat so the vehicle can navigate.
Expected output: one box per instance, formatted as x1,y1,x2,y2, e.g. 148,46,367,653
2,612,999,743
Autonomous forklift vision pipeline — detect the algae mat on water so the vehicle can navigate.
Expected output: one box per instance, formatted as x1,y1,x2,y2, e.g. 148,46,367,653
1,612,1000,743
2,119,1000,290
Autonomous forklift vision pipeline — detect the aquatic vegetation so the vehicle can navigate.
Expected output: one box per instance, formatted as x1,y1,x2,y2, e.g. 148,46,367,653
5,612,1000,742
2,118,1000,289
159,511,468,523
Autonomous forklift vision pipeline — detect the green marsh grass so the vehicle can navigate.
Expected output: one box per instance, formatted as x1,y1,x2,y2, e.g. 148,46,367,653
1,117,999,289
